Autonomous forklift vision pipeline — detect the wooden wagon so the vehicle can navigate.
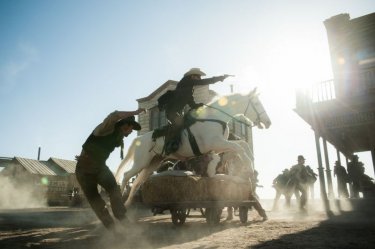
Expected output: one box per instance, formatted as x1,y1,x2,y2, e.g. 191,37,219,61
141,171,256,225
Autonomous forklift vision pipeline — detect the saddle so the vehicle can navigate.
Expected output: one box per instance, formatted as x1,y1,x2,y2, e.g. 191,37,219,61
152,111,199,156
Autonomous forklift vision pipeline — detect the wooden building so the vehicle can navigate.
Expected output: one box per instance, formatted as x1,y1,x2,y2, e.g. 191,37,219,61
0,156,80,206
295,13,375,204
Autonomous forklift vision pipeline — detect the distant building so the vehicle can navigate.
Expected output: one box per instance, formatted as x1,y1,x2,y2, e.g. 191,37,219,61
295,12,375,202
0,156,82,206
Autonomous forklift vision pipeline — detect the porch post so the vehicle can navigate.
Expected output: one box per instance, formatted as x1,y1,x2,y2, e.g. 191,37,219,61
336,149,341,165
323,139,334,199
371,149,375,177
314,132,332,215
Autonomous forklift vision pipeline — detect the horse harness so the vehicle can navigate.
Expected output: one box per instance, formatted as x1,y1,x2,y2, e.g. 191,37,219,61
187,118,227,156
243,94,266,127
151,114,227,157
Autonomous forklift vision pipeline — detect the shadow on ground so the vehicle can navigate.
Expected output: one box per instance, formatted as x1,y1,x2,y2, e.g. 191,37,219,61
0,207,249,249
252,198,375,249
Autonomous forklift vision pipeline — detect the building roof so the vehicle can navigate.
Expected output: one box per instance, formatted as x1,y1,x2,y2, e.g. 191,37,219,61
49,157,76,173
0,157,13,167
0,157,77,176
137,80,177,102
15,157,57,176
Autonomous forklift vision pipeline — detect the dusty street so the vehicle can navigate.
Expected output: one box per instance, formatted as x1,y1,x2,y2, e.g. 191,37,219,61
0,199,374,249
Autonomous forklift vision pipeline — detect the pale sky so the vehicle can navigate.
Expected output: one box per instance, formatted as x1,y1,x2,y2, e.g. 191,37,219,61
0,0,374,198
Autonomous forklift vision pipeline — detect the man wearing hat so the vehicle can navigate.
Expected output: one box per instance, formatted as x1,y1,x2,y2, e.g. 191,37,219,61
333,160,349,198
163,68,229,154
289,155,309,213
75,108,144,230
165,67,229,124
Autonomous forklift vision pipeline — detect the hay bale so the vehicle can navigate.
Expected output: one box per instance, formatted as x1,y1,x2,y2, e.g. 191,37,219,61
142,174,252,204
202,177,251,201
142,175,204,204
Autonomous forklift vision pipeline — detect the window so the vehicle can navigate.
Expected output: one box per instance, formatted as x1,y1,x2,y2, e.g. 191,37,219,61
241,123,247,137
150,106,167,130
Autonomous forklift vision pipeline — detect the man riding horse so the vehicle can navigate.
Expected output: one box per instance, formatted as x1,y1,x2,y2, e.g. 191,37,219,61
159,68,230,155
116,87,271,208
272,168,297,210
288,155,316,214
272,156,317,213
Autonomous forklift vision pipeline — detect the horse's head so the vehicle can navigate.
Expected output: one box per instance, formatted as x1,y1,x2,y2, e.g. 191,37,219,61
245,88,271,129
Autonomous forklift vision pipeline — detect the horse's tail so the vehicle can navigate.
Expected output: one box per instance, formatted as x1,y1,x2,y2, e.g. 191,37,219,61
115,138,137,183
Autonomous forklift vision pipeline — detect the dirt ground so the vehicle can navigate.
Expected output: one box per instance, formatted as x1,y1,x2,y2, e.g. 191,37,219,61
1,199,375,249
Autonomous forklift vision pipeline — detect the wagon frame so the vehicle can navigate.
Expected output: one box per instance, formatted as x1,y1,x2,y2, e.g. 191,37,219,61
146,200,256,225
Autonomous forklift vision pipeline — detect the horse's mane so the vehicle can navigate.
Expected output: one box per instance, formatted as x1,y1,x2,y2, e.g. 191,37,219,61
207,93,245,106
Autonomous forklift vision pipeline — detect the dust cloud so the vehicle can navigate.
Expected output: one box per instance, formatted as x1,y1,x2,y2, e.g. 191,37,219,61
0,175,47,209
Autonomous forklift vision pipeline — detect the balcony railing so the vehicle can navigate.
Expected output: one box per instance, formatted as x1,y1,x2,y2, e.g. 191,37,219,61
295,80,336,111
310,79,336,103
296,67,375,110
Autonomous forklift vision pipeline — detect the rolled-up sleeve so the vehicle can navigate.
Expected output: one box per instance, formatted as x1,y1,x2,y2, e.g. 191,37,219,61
93,111,122,136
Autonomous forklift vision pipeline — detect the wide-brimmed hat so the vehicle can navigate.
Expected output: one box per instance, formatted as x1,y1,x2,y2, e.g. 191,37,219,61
297,155,305,161
184,68,206,77
116,116,141,130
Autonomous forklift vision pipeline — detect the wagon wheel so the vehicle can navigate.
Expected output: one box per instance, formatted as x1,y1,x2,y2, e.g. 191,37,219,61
239,206,248,223
171,209,188,226
205,207,222,225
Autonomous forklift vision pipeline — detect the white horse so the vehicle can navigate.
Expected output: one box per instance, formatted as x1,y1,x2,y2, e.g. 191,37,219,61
115,89,271,207
209,114,256,179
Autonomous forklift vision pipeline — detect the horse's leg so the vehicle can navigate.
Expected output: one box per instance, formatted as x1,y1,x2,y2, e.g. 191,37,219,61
252,195,268,221
115,138,137,184
121,153,163,191
233,140,254,171
294,189,301,206
230,140,254,175
115,134,156,193
206,153,221,177
299,185,308,212
212,139,253,177
121,166,143,193
119,141,158,194
124,157,162,207
285,194,292,208
272,191,281,211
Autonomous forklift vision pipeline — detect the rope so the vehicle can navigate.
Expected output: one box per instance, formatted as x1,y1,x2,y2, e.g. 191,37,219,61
203,104,253,127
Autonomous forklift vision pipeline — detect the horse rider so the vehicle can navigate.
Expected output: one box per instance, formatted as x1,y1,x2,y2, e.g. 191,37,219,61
216,156,267,221
289,155,310,214
333,160,349,198
161,68,230,154
347,155,363,198
75,108,145,231
272,168,295,210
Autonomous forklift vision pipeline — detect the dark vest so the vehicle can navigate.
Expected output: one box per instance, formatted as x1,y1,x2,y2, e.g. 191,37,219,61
82,129,124,163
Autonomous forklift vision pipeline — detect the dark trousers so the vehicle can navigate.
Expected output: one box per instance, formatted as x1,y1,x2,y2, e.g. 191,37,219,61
76,161,126,229
296,184,307,210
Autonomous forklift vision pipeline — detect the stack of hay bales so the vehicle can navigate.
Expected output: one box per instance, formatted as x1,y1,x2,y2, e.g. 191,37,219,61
142,171,251,204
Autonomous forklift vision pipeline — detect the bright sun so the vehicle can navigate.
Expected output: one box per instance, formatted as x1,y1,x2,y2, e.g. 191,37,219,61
210,36,333,111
